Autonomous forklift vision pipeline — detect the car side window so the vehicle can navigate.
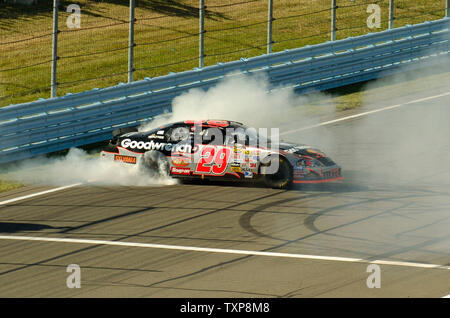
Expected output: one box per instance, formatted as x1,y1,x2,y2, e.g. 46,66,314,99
166,125,190,143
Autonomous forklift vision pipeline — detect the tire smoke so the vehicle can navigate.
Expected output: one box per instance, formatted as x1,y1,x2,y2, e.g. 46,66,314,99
1,148,177,187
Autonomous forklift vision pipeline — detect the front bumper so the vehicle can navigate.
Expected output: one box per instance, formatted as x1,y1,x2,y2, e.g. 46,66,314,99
292,165,342,184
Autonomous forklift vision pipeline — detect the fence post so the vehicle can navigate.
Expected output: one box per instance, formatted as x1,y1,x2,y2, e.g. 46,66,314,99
128,0,135,83
447,0,449,18
199,0,205,68
389,0,394,29
51,0,59,98
267,0,273,54
331,0,336,41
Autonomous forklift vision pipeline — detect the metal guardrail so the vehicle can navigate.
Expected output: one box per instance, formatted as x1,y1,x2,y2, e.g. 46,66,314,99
1,18,449,164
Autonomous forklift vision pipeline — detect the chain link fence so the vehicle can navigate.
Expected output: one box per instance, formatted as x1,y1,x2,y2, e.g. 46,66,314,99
1,0,448,107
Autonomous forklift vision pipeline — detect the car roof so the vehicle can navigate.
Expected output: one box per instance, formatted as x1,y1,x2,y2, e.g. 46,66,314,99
167,119,245,129
140,120,246,136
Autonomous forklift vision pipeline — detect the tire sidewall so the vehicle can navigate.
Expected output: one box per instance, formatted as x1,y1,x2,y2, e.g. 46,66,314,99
141,150,170,177
261,156,293,189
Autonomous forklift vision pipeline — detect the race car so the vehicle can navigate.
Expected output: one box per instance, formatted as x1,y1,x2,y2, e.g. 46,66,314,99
100,119,342,189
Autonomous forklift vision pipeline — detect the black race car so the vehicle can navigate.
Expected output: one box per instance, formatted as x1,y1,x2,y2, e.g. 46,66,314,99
100,119,342,189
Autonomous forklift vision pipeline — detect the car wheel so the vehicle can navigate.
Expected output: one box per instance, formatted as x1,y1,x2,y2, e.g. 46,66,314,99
261,156,293,189
141,150,170,177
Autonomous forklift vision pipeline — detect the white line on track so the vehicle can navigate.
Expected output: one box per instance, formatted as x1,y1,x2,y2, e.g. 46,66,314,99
280,91,450,136
0,183,82,206
443,294,450,298
0,235,449,271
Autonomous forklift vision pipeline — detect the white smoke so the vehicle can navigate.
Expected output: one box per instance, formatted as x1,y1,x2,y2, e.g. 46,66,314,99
1,148,176,187
287,55,450,189
139,73,335,132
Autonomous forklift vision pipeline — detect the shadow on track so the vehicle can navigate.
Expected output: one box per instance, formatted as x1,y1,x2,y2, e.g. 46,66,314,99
0,222,62,233
179,176,369,193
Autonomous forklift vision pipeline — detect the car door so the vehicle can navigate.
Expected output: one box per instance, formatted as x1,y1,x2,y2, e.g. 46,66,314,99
191,125,235,177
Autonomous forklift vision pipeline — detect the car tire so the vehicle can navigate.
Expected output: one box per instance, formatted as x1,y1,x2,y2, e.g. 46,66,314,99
141,150,170,177
261,156,293,189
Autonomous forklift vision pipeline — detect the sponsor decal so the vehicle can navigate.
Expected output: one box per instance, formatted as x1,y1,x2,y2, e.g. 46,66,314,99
244,147,260,155
157,130,164,135
244,154,259,163
121,138,191,153
172,157,191,167
171,167,191,175
148,134,165,139
243,154,258,163
230,166,241,172
233,145,244,153
249,162,257,168
114,155,137,164
323,168,340,178
232,152,244,163
244,171,253,178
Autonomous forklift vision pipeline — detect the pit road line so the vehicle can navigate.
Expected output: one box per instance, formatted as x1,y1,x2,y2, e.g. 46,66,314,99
0,235,449,271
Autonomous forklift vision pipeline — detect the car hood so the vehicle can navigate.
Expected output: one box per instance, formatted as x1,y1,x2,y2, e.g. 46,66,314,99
278,142,338,167
278,142,323,155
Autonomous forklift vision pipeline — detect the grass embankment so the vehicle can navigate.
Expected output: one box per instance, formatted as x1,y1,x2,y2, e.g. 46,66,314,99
0,0,446,106
0,180,23,192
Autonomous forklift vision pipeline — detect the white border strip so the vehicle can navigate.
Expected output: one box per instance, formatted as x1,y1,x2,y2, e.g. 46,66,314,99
0,235,448,271
280,91,450,135
0,183,82,206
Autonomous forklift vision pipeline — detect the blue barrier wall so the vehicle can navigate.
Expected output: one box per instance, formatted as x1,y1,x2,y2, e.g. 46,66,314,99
0,18,449,164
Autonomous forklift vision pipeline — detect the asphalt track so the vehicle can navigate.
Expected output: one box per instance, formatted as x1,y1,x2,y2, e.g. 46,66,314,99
0,88,449,297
